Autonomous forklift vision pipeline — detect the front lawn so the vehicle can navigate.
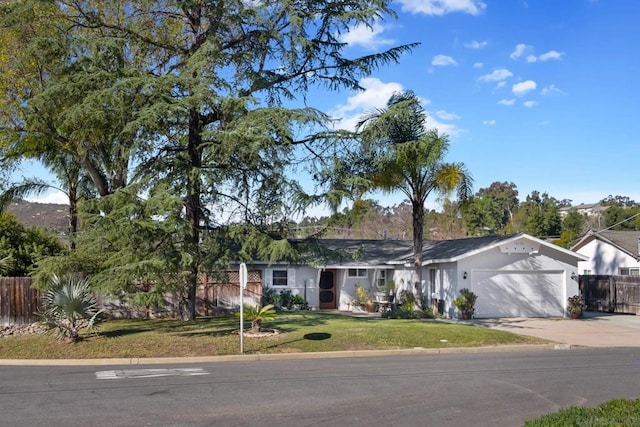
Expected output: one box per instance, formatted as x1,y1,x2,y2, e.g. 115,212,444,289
0,311,547,359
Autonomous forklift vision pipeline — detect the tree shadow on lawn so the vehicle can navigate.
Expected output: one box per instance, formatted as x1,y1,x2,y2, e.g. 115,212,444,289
262,331,332,350
99,328,152,338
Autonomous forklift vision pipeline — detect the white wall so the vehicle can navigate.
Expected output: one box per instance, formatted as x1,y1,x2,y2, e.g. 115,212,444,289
263,266,319,308
455,242,580,317
576,240,640,275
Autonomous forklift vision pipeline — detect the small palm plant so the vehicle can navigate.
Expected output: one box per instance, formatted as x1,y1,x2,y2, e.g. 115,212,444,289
37,275,104,342
454,288,477,320
239,304,276,333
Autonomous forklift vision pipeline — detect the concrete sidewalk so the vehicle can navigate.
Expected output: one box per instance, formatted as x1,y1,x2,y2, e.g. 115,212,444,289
474,311,640,348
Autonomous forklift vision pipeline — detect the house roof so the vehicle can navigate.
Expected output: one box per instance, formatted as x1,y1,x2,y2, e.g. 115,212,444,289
319,233,586,267
572,230,640,260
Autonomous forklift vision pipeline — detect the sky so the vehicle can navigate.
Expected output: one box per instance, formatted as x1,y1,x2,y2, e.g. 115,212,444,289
12,0,640,213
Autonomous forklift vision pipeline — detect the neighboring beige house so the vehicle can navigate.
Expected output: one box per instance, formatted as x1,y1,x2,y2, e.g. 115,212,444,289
571,230,640,276
251,233,586,319
559,203,608,218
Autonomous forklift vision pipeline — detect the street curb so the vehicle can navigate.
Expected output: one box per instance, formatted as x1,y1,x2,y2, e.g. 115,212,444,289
0,344,560,366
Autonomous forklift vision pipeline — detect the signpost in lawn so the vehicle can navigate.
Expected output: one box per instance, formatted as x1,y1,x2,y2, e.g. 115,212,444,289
239,263,248,353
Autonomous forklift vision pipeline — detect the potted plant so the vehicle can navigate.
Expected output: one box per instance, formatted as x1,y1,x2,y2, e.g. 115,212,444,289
353,284,374,312
291,294,308,310
454,288,477,320
567,294,584,319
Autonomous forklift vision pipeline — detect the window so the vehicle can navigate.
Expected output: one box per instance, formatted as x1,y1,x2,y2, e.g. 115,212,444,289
272,270,288,286
376,270,387,288
348,268,367,278
583,270,591,275
619,267,640,276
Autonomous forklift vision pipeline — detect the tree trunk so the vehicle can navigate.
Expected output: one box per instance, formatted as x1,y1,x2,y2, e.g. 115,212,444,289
182,108,203,321
68,186,78,251
412,199,424,309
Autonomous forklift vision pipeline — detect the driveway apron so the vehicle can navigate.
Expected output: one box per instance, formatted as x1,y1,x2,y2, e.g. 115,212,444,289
474,311,640,348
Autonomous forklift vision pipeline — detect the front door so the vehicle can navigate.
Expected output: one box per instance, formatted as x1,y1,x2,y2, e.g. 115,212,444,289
319,270,336,309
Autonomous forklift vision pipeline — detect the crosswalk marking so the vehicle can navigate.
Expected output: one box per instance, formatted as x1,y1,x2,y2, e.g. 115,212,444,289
96,368,209,380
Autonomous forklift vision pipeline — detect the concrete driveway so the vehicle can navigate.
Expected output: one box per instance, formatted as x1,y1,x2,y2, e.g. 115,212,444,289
474,311,640,348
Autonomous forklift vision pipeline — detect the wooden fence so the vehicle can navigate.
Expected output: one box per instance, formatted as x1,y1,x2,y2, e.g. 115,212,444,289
582,275,640,315
0,277,40,325
1,271,263,324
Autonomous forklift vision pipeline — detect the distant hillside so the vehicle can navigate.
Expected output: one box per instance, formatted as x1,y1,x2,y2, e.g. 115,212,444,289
5,200,69,234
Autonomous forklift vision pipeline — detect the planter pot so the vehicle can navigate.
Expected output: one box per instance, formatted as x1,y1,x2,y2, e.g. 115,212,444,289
366,302,376,313
461,310,473,320
569,310,583,319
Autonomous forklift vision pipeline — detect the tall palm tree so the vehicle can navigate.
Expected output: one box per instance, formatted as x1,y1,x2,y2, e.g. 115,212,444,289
0,152,94,249
357,91,473,308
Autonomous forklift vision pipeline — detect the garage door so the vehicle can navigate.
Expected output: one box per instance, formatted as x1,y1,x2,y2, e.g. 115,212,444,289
471,270,564,318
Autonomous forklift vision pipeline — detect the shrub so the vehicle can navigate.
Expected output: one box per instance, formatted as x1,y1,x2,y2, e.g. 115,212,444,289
37,275,104,342
238,304,276,332
279,289,294,309
454,288,477,320
525,398,640,426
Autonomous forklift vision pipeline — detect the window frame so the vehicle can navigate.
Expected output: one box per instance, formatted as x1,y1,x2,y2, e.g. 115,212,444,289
619,267,640,276
272,269,288,287
348,268,368,278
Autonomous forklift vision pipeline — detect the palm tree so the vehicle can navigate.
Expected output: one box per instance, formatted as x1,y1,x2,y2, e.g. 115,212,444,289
0,152,94,249
38,275,103,342
357,91,473,308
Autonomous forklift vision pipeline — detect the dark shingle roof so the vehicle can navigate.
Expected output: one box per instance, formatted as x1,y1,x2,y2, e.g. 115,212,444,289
584,230,640,259
318,234,521,266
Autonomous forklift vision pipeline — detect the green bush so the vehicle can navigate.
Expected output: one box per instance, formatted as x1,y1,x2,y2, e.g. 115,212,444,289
525,398,640,426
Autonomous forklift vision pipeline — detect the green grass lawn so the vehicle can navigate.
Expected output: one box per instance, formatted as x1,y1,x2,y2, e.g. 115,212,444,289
0,311,547,359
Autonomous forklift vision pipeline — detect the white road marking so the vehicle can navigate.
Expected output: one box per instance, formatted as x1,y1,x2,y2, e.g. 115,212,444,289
95,368,209,380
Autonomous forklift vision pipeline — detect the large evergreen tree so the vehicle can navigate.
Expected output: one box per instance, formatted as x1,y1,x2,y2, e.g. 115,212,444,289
1,0,416,319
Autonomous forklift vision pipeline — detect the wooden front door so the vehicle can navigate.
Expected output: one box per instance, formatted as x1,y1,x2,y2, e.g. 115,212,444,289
319,270,336,309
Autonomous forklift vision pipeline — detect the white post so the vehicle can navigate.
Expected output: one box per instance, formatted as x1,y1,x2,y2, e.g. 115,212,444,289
239,263,248,353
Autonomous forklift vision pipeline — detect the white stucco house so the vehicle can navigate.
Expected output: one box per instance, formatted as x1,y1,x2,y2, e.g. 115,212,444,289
249,233,586,319
571,230,640,276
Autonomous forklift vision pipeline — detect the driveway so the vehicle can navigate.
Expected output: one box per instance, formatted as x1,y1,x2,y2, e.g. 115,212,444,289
474,311,640,348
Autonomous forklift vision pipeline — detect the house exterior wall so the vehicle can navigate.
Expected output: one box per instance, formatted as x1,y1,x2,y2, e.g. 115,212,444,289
337,268,390,311
575,240,640,275
455,244,579,318
262,266,319,309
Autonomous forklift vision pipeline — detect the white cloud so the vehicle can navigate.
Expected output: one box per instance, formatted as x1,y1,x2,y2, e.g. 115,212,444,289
498,99,516,106
25,190,68,205
341,22,394,50
432,54,458,66
510,43,530,60
538,50,564,61
541,84,566,96
330,77,460,136
330,78,403,131
537,120,550,126
396,0,487,15
526,50,565,63
523,100,538,108
496,81,506,88
478,68,513,82
436,110,461,120
512,80,537,96
473,62,483,68
465,40,488,49
482,119,496,125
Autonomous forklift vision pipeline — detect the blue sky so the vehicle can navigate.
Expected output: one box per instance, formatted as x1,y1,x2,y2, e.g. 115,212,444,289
14,0,640,212
321,0,640,210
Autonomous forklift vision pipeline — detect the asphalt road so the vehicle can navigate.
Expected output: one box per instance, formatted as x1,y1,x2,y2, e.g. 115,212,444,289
2,348,640,426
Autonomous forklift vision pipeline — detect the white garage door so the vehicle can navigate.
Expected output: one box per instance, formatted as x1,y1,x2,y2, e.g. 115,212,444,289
471,270,565,318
